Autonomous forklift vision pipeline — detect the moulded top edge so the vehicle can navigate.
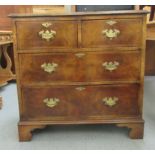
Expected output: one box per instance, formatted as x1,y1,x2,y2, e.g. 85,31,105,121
8,10,149,18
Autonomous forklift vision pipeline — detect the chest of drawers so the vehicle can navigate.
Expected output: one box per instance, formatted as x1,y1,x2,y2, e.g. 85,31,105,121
10,10,147,141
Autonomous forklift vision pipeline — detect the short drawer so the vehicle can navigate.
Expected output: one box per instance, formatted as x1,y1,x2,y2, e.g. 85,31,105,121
21,84,140,121
16,20,78,50
19,51,141,84
81,18,143,48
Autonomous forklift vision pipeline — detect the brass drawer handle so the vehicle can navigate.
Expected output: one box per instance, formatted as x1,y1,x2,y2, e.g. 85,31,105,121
39,30,56,41
102,61,119,72
39,22,56,41
75,53,85,58
43,98,60,108
75,87,86,91
102,97,118,107
102,29,120,40
41,62,58,73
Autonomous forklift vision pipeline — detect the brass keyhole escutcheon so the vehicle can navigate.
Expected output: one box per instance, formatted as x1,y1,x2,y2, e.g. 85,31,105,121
75,53,86,58
75,87,86,91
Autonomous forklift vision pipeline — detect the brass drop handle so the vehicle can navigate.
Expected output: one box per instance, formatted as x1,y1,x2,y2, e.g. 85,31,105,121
102,29,120,40
75,53,86,58
102,61,119,72
39,22,56,41
39,30,56,41
43,98,60,108
41,62,58,74
102,97,118,107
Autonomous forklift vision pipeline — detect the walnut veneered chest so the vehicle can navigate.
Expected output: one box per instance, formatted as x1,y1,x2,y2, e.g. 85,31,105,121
10,10,147,141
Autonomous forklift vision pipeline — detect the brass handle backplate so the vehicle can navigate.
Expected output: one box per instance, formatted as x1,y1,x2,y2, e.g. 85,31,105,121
102,61,119,72
102,97,118,107
39,30,56,41
102,29,120,40
39,22,56,41
43,98,60,108
41,62,58,73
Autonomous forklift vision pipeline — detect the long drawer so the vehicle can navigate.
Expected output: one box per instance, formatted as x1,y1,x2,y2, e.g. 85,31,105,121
21,84,140,121
19,51,141,84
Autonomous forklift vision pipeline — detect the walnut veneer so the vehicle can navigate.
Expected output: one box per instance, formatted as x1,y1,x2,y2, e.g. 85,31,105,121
10,10,147,141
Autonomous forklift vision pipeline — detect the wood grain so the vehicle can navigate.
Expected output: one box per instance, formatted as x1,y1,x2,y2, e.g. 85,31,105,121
21,84,140,121
16,20,78,50
117,122,144,139
81,18,143,48
19,51,141,84
18,123,46,141
11,11,147,141
145,40,155,75
145,21,155,75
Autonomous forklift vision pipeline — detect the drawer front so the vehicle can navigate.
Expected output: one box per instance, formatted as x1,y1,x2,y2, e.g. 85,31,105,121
16,20,78,50
81,18,142,47
19,51,141,84
22,84,140,121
